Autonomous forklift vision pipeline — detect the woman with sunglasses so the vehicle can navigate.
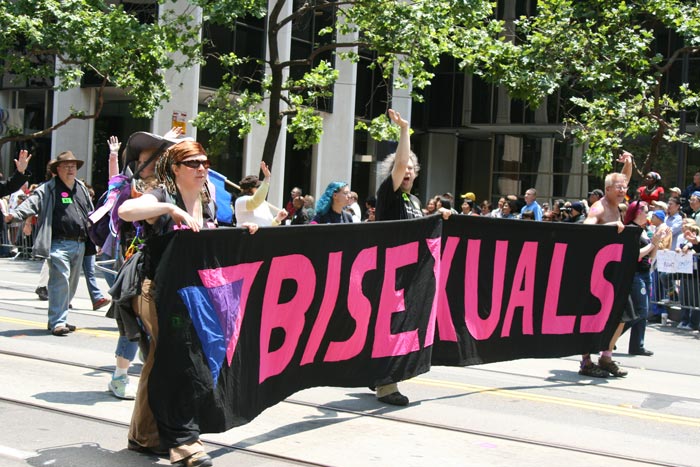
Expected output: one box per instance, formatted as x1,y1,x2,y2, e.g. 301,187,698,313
119,140,258,467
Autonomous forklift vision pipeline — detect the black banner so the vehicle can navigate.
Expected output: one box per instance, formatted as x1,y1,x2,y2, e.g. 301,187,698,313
149,215,639,432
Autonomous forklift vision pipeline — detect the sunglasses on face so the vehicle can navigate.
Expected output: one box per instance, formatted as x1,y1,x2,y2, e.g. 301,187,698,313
177,159,211,169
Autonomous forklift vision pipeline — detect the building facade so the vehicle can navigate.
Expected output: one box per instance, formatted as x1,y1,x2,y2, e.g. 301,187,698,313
1,0,698,209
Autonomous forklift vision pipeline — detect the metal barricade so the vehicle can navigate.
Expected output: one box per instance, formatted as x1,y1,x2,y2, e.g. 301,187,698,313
1,217,38,260
650,253,700,324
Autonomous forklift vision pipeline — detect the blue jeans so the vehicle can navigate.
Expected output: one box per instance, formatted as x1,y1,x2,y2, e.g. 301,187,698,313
83,254,104,303
624,271,650,352
115,335,139,361
48,239,85,330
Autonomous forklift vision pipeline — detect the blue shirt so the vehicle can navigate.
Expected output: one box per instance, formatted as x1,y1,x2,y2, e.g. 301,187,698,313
520,201,543,221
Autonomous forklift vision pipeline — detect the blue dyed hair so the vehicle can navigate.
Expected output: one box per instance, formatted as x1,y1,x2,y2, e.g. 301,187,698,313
315,181,347,216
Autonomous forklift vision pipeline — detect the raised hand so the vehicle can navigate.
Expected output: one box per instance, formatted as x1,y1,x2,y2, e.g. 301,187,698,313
163,126,184,140
260,161,271,179
388,108,409,129
108,136,120,154
14,149,32,174
616,150,633,164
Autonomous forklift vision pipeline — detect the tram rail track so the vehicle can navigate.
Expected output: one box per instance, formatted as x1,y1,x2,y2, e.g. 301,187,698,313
0,348,693,467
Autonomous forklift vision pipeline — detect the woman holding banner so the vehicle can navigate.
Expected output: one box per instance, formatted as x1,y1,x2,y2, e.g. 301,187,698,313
621,200,668,357
118,140,258,467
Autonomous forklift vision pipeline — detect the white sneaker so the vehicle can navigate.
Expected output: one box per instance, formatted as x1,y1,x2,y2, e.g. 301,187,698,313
108,375,136,400
677,323,693,330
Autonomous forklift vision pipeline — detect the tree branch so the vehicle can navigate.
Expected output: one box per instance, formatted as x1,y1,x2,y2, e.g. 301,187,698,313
0,77,107,146
277,40,370,69
275,0,357,31
657,45,700,74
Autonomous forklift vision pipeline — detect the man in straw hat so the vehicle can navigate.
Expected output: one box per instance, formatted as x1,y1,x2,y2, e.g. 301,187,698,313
6,150,93,336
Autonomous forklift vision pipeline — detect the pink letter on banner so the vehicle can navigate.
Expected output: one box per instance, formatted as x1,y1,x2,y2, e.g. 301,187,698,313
501,242,538,337
424,236,444,347
434,237,459,342
325,246,377,362
580,244,624,333
541,243,575,334
465,240,508,340
372,242,421,358
259,254,316,383
301,251,342,365
198,261,264,365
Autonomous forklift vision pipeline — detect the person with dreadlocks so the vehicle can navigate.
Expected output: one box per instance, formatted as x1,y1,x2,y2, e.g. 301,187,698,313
118,140,259,467
310,181,354,224
104,130,187,403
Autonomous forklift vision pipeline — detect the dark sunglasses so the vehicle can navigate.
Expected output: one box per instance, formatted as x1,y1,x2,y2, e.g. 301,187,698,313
177,159,211,169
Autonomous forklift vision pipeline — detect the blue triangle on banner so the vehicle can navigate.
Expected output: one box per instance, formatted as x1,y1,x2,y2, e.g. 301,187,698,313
178,279,243,385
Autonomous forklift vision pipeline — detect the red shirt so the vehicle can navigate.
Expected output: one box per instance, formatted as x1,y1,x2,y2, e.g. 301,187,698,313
637,185,664,204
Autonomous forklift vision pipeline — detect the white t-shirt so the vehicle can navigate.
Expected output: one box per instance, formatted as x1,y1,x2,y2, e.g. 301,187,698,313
235,195,275,226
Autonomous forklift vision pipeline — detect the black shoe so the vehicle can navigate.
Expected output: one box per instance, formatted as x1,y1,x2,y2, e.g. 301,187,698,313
176,452,213,467
47,323,76,332
647,314,662,324
378,391,409,406
629,348,654,356
51,326,70,336
35,286,48,301
127,439,169,457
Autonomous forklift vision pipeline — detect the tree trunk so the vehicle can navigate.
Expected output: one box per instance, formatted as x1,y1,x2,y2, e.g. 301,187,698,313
260,0,286,176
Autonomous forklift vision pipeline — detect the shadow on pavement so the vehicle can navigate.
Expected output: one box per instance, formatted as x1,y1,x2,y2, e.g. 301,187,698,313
26,442,164,467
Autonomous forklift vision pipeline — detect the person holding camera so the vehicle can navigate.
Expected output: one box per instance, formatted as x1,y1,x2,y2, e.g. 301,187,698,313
563,201,586,223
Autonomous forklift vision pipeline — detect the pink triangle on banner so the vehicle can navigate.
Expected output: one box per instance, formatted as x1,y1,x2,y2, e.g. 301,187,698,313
198,261,264,366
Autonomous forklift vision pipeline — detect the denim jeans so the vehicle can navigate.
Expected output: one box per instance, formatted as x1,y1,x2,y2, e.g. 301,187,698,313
624,271,650,352
83,254,104,303
115,335,139,361
47,239,85,330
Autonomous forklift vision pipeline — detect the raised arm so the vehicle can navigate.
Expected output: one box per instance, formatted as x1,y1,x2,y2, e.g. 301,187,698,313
388,109,411,192
245,161,271,211
618,150,633,183
107,136,120,178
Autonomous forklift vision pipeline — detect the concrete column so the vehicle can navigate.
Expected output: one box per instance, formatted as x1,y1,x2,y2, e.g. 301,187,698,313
0,91,13,168
311,22,359,198
422,132,457,202
152,1,202,139
51,86,93,183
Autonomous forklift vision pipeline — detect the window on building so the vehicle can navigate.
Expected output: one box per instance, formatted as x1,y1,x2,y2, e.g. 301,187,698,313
491,134,591,202
411,55,464,128
354,48,390,121
201,16,266,92
290,0,336,112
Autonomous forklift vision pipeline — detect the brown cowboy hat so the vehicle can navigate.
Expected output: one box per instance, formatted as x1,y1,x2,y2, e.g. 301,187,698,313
49,151,84,174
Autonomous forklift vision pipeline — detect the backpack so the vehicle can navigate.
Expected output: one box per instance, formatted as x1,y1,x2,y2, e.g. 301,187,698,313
87,173,132,257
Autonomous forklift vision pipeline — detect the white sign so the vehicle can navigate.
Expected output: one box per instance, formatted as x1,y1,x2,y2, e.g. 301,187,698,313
656,250,693,274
